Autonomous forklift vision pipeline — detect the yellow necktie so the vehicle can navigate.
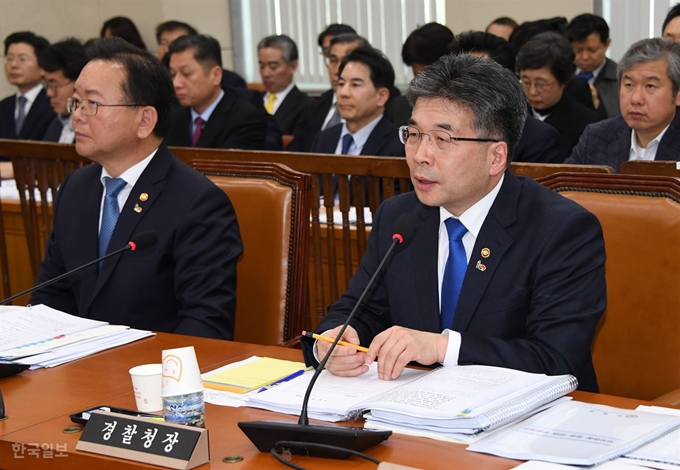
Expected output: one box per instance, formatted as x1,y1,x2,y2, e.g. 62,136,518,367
265,93,276,114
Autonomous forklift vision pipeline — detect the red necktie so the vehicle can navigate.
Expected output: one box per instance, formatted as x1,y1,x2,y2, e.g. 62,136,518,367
191,117,204,147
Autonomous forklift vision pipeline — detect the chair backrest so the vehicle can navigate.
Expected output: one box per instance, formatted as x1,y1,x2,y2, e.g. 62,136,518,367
190,159,312,346
537,172,680,400
509,162,615,179
1,140,90,279
619,160,680,177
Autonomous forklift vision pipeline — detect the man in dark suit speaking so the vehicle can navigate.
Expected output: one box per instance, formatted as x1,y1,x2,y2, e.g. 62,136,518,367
306,54,606,392
31,38,243,340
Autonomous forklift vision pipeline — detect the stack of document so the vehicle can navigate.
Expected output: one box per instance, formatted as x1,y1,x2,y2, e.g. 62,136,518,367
0,304,154,369
468,401,680,466
246,363,577,433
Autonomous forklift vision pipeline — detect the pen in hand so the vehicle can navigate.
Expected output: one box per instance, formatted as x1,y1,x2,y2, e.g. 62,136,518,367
302,330,369,353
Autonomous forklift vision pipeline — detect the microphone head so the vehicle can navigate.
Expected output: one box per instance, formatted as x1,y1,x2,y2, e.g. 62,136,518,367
129,231,159,252
392,213,417,244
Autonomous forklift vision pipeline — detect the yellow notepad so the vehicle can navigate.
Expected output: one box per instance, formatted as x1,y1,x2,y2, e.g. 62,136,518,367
202,357,308,394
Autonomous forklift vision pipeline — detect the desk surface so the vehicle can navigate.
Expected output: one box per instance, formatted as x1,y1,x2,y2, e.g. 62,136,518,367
0,334,654,470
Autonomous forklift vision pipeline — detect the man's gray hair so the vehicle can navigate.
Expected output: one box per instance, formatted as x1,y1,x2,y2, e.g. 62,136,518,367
405,54,526,159
257,34,298,64
618,38,680,95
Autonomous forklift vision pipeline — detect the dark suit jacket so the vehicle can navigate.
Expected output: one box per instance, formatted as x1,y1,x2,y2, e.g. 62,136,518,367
565,109,680,171
228,86,283,150
288,89,334,152
594,58,620,118
309,115,405,157
268,85,314,135
306,172,606,392
540,93,600,161
0,88,56,140
42,116,74,143
166,89,267,150
514,114,563,163
31,146,243,339
221,68,247,89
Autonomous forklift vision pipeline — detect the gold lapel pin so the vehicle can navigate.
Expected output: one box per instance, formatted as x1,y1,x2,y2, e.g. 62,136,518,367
139,193,149,202
134,204,143,213
476,260,487,272
481,248,491,258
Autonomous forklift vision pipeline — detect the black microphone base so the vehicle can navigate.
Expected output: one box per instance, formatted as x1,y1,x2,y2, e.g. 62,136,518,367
238,420,391,459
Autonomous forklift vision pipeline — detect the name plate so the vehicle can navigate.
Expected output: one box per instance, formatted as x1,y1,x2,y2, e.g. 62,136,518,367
76,411,209,469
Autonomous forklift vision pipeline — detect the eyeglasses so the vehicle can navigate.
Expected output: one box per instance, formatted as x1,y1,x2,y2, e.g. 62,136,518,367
323,55,343,67
42,79,73,93
399,125,499,151
4,55,35,64
519,79,556,93
66,98,142,116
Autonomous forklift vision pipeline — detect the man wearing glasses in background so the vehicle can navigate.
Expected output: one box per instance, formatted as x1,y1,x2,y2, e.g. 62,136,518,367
30,37,243,341
304,54,606,393
38,39,87,143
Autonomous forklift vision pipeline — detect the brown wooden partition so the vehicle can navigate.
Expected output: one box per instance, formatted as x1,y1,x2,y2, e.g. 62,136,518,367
619,160,680,177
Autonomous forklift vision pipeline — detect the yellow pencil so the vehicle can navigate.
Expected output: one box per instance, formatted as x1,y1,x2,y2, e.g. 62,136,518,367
302,331,369,352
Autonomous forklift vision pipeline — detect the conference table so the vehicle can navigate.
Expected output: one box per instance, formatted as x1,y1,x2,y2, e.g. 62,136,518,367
0,333,656,470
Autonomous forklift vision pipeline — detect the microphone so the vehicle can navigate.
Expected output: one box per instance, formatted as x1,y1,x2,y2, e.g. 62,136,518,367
239,213,418,459
0,230,159,306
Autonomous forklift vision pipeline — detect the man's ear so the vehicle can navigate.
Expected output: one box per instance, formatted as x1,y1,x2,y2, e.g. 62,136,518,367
377,86,390,107
137,106,158,140
209,64,223,86
489,141,508,176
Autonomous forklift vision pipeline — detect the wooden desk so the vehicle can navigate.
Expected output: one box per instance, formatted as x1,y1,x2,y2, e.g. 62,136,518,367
0,334,659,470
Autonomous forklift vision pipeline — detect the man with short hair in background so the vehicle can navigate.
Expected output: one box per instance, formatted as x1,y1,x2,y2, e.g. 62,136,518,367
165,34,267,150
0,31,54,141
566,14,619,118
567,38,680,171
31,38,243,339
257,34,312,135
38,38,87,143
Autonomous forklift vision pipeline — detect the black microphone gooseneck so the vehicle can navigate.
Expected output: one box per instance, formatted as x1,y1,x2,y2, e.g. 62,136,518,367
0,230,159,306
238,213,418,459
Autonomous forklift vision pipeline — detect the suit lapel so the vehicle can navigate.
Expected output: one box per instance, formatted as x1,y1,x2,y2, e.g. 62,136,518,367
411,203,442,332
452,172,517,331
20,89,49,138
607,119,632,169
361,116,391,156
77,168,106,306
198,92,233,147
86,148,172,311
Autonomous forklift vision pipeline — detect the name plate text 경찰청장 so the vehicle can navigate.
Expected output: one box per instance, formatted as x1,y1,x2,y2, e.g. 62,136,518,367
76,411,209,469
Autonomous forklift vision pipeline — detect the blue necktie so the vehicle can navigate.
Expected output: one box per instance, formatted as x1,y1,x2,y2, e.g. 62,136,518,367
99,177,127,261
441,218,468,330
341,133,354,154
576,71,594,82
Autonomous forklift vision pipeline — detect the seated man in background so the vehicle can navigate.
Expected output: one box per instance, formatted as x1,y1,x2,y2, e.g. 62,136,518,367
662,3,680,42
310,46,404,158
451,31,563,163
155,20,246,89
257,34,313,135
485,16,518,41
566,14,619,118
304,54,606,392
288,32,368,152
31,38,243,340
516,32,599,160
567,38,680,171
0,31,54,141
165,34,267,150
38,38,87,143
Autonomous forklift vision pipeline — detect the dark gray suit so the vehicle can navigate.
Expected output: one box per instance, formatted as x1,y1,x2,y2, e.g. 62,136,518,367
566,109,680,171
269,86,313,135
593,58,620,118
304,172,606,392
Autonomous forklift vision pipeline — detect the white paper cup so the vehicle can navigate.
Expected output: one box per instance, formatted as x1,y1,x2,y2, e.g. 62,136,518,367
129,363,163,412
161,346,203,397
